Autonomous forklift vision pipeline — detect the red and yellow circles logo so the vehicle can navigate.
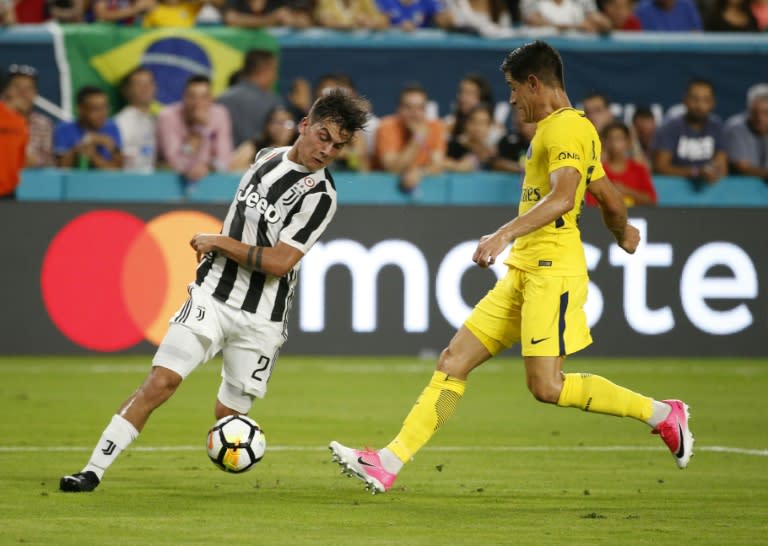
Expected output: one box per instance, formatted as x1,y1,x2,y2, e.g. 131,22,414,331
41,210,221,352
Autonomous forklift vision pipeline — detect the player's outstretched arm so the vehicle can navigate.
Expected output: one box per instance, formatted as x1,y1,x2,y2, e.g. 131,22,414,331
190,234,304,277
587,176,640,254
474,166,580,267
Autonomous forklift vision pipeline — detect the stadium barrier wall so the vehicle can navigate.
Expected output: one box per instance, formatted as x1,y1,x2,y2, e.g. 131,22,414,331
17,169,768,207
0,202,764,357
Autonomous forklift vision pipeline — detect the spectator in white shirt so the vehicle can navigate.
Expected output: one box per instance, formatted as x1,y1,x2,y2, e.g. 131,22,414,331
115,67,158,173
521,0,611,32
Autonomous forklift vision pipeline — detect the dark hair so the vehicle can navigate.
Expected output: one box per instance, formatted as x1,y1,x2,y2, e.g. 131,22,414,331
398,83,428,105
242,49,276,76
686,78,714,96
228,69,242,87
76,85,106,105
314,73,356,98
308,88,370,135
185,74,211,89
601,120,630,139
467,103,494,119
462,73,494,106
582,92,609,107
500,40,565,89
2,64,38,93
120,66,153,91
632,105,654,122
452,74,495,137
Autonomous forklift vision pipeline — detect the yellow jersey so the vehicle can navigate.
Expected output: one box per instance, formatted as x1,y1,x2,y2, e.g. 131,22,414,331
505,107,604,276
142,2,202,28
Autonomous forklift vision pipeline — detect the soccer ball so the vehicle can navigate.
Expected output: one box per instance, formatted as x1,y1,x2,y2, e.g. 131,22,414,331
206,415,266,473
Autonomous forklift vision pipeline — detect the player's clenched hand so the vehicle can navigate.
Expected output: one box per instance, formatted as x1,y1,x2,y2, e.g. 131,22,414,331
190,233,220,262
473,232,508,268
618,223,640,254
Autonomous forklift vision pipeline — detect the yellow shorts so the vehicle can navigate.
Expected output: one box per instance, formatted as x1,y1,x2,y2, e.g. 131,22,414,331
464,267,592,357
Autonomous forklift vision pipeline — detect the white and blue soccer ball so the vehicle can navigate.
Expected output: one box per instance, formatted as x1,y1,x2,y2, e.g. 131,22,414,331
206,415,266,473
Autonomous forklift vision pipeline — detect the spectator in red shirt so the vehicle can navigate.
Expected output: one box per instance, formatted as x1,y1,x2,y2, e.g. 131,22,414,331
587,121,657,207
602,0,643,29
0,71,30,199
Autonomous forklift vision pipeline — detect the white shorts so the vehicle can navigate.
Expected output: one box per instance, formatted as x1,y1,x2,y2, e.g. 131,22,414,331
152,284,286,413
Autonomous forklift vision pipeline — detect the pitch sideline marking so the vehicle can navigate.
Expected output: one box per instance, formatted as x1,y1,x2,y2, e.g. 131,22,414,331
0,445,765,456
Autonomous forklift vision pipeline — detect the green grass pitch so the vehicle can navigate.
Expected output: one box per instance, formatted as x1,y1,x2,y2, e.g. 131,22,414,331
1,355,766,545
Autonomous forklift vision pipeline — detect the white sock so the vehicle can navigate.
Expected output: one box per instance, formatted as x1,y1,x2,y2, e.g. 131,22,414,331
82,414,139,480
378,447,404,474
645,400,672,428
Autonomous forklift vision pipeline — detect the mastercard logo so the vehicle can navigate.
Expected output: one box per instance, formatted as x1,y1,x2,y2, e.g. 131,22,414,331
41,210,222,352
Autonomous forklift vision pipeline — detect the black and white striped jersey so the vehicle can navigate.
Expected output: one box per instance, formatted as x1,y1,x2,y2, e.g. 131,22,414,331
195,146,337,322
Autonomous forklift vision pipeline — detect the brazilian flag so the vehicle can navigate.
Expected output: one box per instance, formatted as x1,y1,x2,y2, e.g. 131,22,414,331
59,24,278,115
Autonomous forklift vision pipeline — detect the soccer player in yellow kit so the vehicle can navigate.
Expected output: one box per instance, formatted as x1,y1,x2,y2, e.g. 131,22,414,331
330,40,694,494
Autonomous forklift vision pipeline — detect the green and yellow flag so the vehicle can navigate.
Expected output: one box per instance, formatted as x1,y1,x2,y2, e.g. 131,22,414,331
59,24,278,115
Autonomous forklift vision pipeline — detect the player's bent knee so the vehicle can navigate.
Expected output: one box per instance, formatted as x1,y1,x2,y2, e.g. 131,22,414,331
437,346,463,377
144,366,183,401
527,380,561,404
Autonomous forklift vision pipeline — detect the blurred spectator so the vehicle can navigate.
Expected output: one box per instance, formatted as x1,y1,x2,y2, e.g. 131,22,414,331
582,92,614,134
444,73,501,143
631,105,656,166
142,0,220,26
446,0,516,37
583,92,647,165
375,84,446,193
92,0,157,23
443,104,498,172
216,49,281,148
156,74,232,182
587,121,656,207
493,105,536,173
315,0,389,29
601,0,643,29
375,0,454,30
54,86,123,170
652,79,727,184
196,0,224,22
115,67,158,173
521,0,612,32
724,85,768,179
0,71,29,199
634,0,703,30
4,64,54,168
48,0,87,21
285,76,312,122
705,0,759,29
752,0,768,29
230,105,296,171
223,0,313,28
1,0,16,23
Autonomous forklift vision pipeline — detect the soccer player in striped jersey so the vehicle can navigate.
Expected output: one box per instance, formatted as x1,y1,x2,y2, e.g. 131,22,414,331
330,41,694,494
60,89,370,492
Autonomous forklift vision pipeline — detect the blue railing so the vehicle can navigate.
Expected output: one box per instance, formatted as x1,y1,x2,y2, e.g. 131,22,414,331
16,169,768,207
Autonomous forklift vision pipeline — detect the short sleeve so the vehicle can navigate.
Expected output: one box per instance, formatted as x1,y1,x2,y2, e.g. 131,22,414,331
279,189,337,255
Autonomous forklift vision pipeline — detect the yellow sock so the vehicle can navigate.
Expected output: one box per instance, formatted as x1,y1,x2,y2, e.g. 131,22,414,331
557,373,653,421
386,371,466,464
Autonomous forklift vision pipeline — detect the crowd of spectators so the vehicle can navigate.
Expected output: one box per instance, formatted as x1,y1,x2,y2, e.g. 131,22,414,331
3,0,768,32
1,0,767,203
1,48,767,203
